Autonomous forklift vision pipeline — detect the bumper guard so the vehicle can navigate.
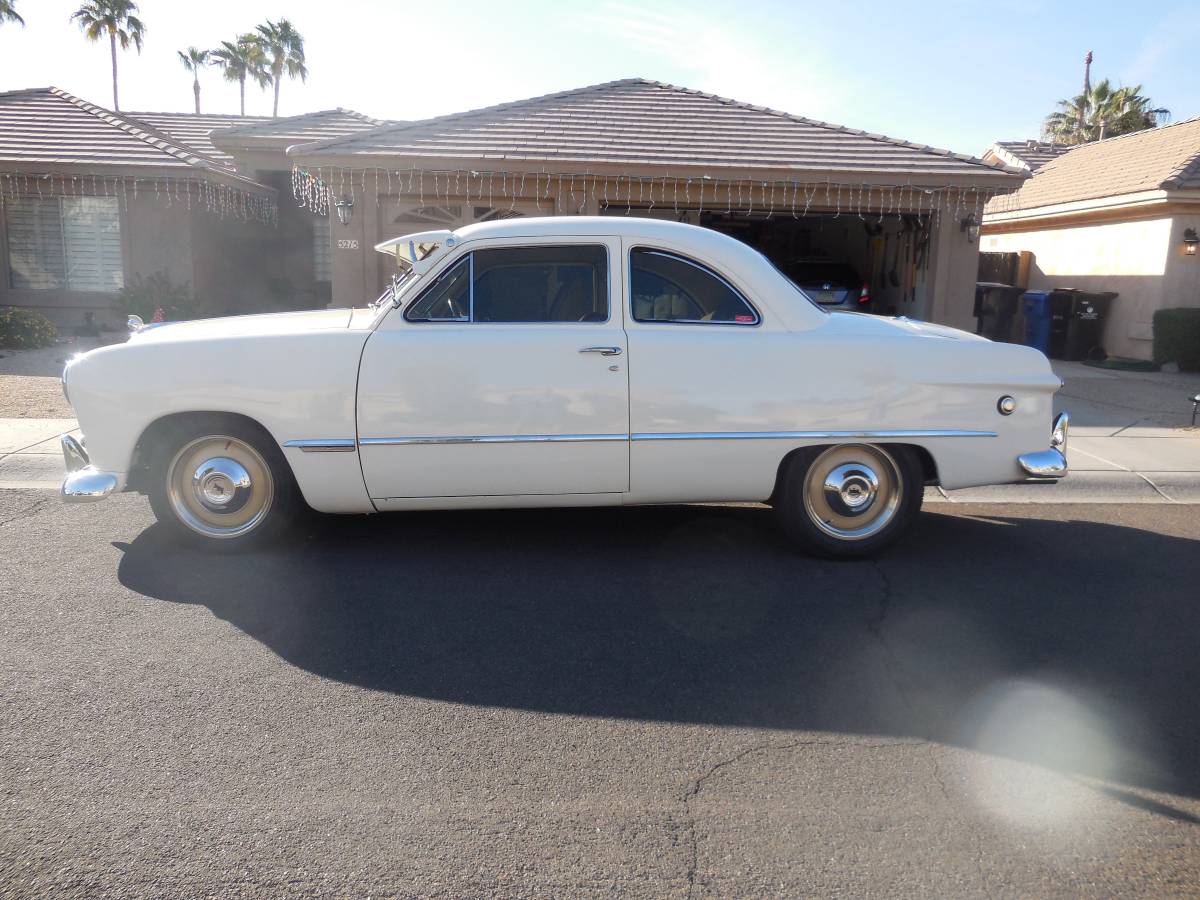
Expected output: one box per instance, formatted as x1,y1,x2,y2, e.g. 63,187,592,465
1017,413,1069,481
60,434,119,503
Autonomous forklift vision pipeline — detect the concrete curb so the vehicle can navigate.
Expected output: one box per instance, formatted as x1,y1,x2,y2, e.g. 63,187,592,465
926,471,1200,504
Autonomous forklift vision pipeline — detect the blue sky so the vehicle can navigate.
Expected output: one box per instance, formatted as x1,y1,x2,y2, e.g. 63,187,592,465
0,0,1193,157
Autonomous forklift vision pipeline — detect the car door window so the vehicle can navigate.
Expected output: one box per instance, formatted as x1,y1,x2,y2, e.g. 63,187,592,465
473,246,608,323
406,245,609,323
630,248,759,324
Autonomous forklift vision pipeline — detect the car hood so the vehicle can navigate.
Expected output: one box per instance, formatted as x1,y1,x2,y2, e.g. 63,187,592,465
822,311,989,343
126,307,373,344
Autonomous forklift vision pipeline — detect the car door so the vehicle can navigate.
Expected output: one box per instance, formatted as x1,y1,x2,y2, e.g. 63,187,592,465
356,236,629,500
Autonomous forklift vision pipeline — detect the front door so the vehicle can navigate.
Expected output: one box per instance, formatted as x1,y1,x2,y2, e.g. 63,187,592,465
356,238,629,499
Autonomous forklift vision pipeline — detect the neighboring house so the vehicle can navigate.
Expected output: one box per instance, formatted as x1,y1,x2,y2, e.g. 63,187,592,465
982,140,1071,172
982,117,1200,360
0,89,379,327
289,78,1025,330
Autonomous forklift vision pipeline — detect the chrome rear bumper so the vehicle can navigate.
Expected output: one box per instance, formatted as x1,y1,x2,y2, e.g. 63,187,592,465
61,434,119,503
1018,412,1069,481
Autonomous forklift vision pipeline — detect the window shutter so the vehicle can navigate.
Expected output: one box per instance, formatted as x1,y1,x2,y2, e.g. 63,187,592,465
62,198,123,292
4,198,66,290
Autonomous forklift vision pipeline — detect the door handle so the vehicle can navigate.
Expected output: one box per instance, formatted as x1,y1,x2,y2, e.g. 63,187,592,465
579,346,622,357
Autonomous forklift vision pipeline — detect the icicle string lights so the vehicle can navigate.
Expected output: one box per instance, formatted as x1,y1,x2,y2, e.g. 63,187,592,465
288,164,1010,225
0,172,278,225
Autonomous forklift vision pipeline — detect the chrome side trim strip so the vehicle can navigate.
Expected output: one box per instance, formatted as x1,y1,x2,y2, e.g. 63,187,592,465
283,439,358,453
359,433,627,446
630,429,997,441
354,429,996,447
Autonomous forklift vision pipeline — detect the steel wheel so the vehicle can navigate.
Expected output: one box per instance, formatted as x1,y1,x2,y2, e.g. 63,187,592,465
800,444,904,542
165,435,275,540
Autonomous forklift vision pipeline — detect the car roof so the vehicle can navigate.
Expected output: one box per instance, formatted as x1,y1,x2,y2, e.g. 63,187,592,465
455,215,731,245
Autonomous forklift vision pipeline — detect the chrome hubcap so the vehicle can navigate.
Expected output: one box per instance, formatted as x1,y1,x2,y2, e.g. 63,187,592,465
803,444,902,541
167,436,273,539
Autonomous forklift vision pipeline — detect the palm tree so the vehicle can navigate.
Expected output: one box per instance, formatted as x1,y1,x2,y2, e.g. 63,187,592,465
0,0,24,27
70,0,146,112
1044,78,1170,145
254,18,307,117
177,47,210,114
211,36,268,116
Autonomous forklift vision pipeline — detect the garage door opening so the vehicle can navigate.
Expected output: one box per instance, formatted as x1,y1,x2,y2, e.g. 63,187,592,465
601,204,935,319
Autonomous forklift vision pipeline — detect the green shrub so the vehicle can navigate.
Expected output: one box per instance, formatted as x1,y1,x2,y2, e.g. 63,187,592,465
0,307,58,349
1153,308,1200,372
116,271,200,322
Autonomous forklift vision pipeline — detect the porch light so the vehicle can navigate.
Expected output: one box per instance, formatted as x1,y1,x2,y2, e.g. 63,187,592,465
960,214,980,244
335,195,355,227
1184,227,1199,256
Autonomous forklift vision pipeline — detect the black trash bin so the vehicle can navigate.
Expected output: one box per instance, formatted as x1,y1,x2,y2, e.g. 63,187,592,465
1061,291,1116,360
974,282,1024,343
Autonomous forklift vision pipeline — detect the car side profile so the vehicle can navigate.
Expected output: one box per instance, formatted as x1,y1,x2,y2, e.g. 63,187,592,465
60,217,1067,557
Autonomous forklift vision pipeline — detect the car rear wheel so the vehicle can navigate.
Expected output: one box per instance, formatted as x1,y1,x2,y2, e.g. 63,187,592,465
147,416,299,549
774,443,923,559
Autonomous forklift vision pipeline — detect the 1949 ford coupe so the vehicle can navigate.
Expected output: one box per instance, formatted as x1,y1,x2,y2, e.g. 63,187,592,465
60,217,1067,557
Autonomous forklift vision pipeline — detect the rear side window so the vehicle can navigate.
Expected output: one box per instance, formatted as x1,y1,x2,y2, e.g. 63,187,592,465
406,245,608,323
630,249,759,325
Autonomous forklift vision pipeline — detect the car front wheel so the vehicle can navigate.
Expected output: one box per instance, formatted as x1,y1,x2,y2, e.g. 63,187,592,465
147,416,299,549
774,443,923,559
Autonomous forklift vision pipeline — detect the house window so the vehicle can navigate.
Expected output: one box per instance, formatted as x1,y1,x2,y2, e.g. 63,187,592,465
4,197,123,292
312,214,331,282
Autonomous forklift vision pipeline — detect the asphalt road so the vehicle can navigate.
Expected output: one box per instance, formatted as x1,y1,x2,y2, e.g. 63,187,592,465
2,492,1199,897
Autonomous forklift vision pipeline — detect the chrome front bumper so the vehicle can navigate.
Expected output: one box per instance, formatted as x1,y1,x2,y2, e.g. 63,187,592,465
1018,413,1069,481
61,434,119,503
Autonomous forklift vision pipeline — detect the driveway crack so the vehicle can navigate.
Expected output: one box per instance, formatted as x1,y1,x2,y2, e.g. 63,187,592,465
680,736,913,898
0,496,50,528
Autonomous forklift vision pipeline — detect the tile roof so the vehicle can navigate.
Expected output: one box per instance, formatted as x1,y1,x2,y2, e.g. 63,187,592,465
125,111,271,163
0,87,271,191
986,140,1072,172
989,117,1200,213
212,108,389,148
291,78,1022,184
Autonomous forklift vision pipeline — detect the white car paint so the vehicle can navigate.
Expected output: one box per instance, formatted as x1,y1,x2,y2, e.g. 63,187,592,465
62,216,1063,516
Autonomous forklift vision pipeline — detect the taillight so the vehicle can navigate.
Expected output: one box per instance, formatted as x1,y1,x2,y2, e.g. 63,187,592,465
858,284,871,305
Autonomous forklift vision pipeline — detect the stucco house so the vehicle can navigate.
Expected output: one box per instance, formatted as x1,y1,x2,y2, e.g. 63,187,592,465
3,79,1026,332
289,79,1025,331
981,117,1200,360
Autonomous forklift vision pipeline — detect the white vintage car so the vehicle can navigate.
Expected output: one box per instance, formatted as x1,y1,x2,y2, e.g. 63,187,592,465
60,217,1067,557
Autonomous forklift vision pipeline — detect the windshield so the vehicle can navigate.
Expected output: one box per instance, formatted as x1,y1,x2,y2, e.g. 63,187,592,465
370,270,416,310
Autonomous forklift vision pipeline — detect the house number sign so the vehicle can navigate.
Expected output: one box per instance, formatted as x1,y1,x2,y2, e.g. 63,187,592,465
337,239,359,250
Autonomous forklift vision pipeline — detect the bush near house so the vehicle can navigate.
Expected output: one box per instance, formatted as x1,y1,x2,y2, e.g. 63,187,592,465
0,308,58,349
1153,308,1200,372
117,271,201,322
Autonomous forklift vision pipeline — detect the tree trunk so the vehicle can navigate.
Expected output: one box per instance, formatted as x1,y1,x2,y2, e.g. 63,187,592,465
109,30,119,111
272,75,280,118
193,75,200,114
238,76,245,116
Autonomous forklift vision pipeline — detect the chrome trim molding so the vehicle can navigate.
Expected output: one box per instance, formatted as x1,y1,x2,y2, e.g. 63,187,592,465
1019,447,1068,480
356,429,996,447
629,429,997,441
62,467,119,503
283,439,357,453
359,433,627,446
